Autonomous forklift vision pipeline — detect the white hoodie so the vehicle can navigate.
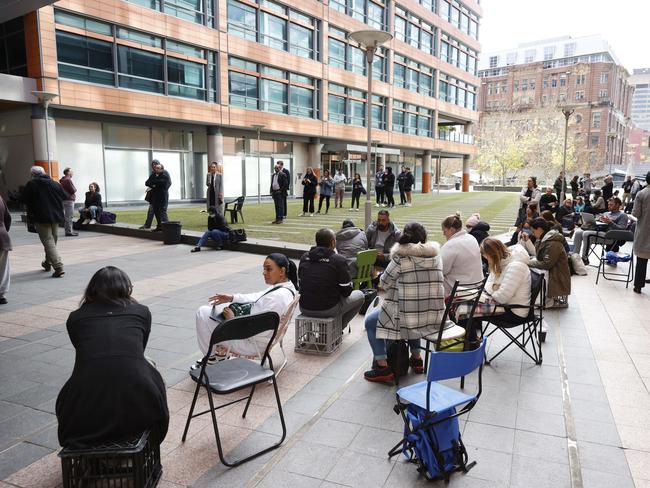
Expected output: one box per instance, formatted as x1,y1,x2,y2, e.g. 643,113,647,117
440,229,484,295
486,244,531,317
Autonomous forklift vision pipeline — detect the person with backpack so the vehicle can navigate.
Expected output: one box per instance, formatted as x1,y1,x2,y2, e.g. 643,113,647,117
363,222,445,383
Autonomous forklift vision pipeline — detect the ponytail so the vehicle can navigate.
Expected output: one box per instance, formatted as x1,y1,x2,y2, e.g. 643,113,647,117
266,253,299,291
441,212,463,231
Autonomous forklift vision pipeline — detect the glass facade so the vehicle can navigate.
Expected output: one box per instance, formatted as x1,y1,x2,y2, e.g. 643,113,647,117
327,26,387,82
327,84,386,129
393,54,435,97
392,101,433,137
227,0,318,60
439,73,477,110
440,33,478,75
439,0,479,40
329,0,386,30
394,5,435,56
126,0,214,26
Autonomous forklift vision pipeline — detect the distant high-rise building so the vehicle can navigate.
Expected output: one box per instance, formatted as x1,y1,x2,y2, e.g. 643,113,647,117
629,68,650,131
478,35,633,171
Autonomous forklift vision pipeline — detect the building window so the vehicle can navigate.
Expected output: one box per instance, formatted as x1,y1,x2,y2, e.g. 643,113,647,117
56,31,115,86
125,0,213,26
439,72,476,110
393,53,434,97
599,89,608,98
575,90,585,100
524,49,535,63
590,135,599,147
489,56,497,68
576,74,585,85
394,6,435,56
167,57,206,100
564,42,576,57
117,45,165,94
228,56,318,118
439,0,479,40
328,26,387,81
543,46,555,61
600,72,609,84
327,0,386,30
560,74,567,87
392,100,432,137
506,52,517,66
440,33,478,75
227,0,319,60
592,111,601,128
0,17,27,76
575,114,582,124
327,83,386,128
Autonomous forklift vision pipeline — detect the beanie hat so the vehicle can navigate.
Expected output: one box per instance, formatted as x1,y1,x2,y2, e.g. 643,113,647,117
465,213,481,229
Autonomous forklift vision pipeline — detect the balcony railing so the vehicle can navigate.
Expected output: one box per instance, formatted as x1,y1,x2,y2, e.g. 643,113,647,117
437,131,474,144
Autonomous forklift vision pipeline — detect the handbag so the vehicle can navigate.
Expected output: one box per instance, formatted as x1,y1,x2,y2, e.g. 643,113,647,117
387,340,410,378
229,229,247,242
144,189,152,203
210,285,294,323
25,213,37,233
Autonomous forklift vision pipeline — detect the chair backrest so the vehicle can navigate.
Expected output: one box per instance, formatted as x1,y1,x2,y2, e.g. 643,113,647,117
273,294,300,346
529,270,545,315
604,229,634,242
236,196,245,210
352,249,378,288
434,278,486,348
207,311,279,364
427,339,486,382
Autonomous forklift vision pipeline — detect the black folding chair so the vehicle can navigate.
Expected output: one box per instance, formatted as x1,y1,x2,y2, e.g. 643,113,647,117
224,196,245,224
181,311,286,467
422,278,487,376
482,270,545,365
595,230,635,288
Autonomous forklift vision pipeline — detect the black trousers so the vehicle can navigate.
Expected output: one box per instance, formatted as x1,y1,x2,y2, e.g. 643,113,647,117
376,188,385,204
318,194,331,213
385,188,395,207
398,185,406,204
351,190,361,208
635,257,648,290
272,192,284,221
303,193,315,213
283,193,288,217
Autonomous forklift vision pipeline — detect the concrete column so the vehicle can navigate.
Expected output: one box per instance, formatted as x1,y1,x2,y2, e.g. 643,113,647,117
31,105,58,178
462,154,471,192
207,126,223,172
422,150,432,193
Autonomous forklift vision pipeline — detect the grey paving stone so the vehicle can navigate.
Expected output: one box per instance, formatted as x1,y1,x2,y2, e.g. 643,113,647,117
5,342,58,358
301,376,347,397
0,377,40,400
463,444,512,486
348,426,402,459
568,382,609,403
257,468,322,488
509,455,571,488
283,391,331,416
0,339,29,353
581,468,635,488
0,442,53,479
323,398,376,425
4,385,61,410
0,400,23,422
462,422,515,454
340,379,393,404
515,408,567,437
26,424,60,450
574,418,622,446
520,364,561,380
570,398,615,424
279,441,339,479
363,403,405,433
513,430,569,465
325,449,394,488
302,418,362,449
519,375,563,397
467,401,517,429
0,408,56,449
578,441,631,476
257,410,311,439
517,391,564,415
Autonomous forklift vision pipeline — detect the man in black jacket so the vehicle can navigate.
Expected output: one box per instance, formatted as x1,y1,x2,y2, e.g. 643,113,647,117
397,166,407,205
299,228,364,331
145,162,171,231
21,166,67,277
278,161,290,218
141,160,171,230
270,163,289,224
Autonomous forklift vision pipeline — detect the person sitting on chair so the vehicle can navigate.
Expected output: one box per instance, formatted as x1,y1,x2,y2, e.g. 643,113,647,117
195,254,297,363
79,182,102,225
363,222,445,383
298,228,364,332
465,213,490,245
335,219,368,277
366,210,401,269
56,266,169,448
573,197,628,265
191,206,231,252
440,213,484,295
539,187,558,213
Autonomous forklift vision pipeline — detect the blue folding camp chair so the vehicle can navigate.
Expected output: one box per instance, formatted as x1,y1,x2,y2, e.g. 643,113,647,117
388,339,486,482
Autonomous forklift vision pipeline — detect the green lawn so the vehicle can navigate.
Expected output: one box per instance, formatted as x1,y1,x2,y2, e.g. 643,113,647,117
115,192,520,245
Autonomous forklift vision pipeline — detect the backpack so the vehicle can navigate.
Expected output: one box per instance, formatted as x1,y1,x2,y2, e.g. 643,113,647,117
402,404,469,481
99,211,117,224
387,340,409,377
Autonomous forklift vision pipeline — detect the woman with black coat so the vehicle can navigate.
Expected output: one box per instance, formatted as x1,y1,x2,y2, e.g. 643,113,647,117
383,167,396,208
300,167,318,216
350,173,365,211
79,182,102,224
56,267,169,449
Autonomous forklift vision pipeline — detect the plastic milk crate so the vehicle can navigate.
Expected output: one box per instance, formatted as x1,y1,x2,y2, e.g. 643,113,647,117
59,430,162,488
294,315,343,355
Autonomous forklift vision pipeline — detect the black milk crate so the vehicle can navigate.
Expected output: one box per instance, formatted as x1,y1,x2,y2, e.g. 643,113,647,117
294,315,343,355
59,430,162,488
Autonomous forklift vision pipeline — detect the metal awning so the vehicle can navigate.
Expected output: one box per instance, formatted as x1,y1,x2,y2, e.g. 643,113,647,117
322,143,401,156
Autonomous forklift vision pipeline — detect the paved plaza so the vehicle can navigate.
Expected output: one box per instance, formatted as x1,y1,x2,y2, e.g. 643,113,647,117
1,220,650,488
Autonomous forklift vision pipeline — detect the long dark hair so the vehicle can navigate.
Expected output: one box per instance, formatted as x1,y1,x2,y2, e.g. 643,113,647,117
398,222,427,245
81,266,135,306
266,253,299,291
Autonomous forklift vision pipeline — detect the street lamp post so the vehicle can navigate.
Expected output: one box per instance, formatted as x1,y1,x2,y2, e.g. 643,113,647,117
252,124,265,204
607,133,616,175
349,29,393,229
32,90,59,178
561,107,574,203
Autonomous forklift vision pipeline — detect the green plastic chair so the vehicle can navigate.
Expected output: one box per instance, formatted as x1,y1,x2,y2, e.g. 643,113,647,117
352,249,378,290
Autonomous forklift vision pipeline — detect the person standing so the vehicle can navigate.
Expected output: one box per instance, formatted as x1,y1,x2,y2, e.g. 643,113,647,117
141,160,171,230
0,195,11,304
581,173,592,198
601,175,614,201
553,170,567,201
383,167,395,208
206,161,224,215
144,162,171,231
300,167,318,216
333,168,347,209
374,165,385,207
20,166,66,277
570,175,579,200
278,161,290,218
350,173,365,211
633,172,650,294
59,168,78,236
404,167,415,207
397,166,407,205
317,169,334,214
270,163,288,224
622,175,634,206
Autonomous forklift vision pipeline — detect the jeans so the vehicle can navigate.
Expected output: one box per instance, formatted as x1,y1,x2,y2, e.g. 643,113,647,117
63,200,74,233
34,222,63,270
272,192,284,221
398,185,406,204
318,194,331,213
197,229,229,248
573,229,607,258
302,194,315,213
635,257,648,290
376,188,384,204
80,206,99,220
0,249,9,296
300,290,364,332
364,307,420,361
384,188,394,207
335,188,344,207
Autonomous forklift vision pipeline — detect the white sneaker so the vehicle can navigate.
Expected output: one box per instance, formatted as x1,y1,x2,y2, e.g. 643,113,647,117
299,212,305,216
309,213,314,217
374,204,381,207
82,219,90,225
348,208,354,211
355,208,360,212
406,203,412,207
89,219,97,224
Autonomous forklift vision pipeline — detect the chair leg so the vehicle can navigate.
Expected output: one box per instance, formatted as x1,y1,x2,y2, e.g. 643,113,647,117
424,339,431,374
276,341,288,376
181,374,203,442
239,211,245,224
242,385,256,418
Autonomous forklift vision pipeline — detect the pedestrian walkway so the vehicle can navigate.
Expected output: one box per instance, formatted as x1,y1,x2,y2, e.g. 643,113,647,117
1,224,649,488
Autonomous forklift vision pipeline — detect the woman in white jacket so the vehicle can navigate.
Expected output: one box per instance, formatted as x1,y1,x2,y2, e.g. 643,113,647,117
440,214,484,295
195,253,297,362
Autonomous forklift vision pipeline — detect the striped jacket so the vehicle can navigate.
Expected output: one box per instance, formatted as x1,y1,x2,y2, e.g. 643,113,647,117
376,241,446,341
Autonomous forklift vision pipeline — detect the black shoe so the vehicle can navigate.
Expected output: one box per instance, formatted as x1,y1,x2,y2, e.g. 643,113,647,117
409,356,424,374
52,269,65,278
582,256,589,266
364,366,395,383
190,247,201,253
634,287,642,294
41,261,51,272
152,227,163,232
65,232,79,236
0,296,7,305
646,280,650,284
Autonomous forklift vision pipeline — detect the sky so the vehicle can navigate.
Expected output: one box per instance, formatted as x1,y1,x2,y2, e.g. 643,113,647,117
479,0,650,72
